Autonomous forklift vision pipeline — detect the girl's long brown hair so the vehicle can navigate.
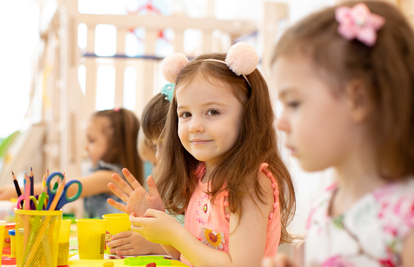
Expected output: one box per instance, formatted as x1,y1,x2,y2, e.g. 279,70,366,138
93,108,144,185
156,53,296,244
272,1,414,180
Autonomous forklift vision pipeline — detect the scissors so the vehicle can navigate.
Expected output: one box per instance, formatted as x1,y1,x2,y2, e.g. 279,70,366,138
16,194,49,210
46,172,83,210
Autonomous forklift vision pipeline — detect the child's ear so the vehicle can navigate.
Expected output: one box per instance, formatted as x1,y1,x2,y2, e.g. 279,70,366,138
345,79,372,122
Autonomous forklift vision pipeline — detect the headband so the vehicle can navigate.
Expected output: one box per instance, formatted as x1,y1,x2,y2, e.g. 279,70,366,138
335,3,385,47
161,42,259,87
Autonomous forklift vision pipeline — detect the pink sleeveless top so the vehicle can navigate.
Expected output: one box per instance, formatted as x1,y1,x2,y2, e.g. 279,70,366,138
180,163,281,266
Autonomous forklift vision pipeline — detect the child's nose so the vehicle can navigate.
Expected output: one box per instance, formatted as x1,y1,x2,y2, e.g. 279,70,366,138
189,117,204,133
276,115,290,133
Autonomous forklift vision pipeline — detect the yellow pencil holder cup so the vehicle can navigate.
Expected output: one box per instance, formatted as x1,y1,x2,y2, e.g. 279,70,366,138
102,213,130,254
14,209,62,267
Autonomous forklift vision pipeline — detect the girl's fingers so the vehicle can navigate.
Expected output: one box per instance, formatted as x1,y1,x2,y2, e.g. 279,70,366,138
130,225,142,233
112,173,134,195
116,248,138,256
143,208,159,218
147,175,161,199
122,168,144,190
107,237,130,248
111,231,132,240
107,182,131,204
107,198,127,214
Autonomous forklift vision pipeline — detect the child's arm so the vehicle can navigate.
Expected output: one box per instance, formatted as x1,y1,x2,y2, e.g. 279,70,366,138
403,230,414,266
0,170,114,200
132,171,274,267
68,170,114,197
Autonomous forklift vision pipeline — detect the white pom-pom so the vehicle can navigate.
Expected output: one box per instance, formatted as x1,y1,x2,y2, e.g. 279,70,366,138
225,42,259,76
161,53,189,83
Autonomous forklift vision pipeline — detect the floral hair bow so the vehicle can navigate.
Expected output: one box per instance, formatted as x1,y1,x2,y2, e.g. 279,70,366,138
161,83,175,102
335,3,385,47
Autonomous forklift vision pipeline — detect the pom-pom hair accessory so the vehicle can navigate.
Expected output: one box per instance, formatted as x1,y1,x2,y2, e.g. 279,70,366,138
335,3,385,47
160,42,259,87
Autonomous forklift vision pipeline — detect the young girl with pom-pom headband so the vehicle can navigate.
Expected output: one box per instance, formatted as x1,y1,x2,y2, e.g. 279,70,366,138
107,42,296,266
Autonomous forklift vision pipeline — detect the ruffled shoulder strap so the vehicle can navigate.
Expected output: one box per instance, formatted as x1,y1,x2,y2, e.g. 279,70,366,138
259,163,280,220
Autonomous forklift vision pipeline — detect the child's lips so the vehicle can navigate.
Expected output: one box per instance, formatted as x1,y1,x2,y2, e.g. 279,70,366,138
190,139,212,145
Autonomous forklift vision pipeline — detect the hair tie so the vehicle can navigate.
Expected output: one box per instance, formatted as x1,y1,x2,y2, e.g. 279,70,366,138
161,83,175,102
114,107,121,112
335,3,385,47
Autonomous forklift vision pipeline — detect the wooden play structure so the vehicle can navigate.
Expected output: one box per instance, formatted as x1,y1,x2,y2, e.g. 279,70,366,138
0,0,287,185
2,0,410,189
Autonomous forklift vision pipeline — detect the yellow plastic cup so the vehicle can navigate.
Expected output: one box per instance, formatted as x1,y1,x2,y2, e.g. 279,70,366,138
0,220,6,267
102,213,130,254
57,220,71,266
9,230,16,258
14,209,62,267
76,219,107,259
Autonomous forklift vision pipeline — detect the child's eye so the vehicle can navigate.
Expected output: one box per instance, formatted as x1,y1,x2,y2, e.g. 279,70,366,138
287,101,300,108
207,110,220,116
179,112,191,118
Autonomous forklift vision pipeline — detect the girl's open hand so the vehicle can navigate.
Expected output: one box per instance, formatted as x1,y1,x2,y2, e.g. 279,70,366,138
129,209,181,245
107,168,164,216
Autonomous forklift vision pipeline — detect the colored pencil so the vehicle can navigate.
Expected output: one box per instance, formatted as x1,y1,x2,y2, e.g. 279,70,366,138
30,167,34,195
12,171,22,197
24,174,30,210
42,174,47,193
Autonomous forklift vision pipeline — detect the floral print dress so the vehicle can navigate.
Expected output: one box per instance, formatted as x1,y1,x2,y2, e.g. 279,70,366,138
305,179,414,267
180,162,281,266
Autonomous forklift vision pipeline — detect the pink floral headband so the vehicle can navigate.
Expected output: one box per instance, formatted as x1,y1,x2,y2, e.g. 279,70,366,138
335,3,385,47
161,42,259,87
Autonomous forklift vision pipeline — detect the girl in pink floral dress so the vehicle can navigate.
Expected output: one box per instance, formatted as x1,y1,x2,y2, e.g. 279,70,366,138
263,1,414,267
108,43,296,266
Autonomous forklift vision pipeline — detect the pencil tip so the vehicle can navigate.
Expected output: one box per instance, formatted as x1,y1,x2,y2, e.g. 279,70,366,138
11,171,14,175
31,167,32,171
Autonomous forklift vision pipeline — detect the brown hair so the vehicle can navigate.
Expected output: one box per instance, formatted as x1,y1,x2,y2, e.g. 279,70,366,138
156,53,296,244
141,93,170,141
272,1,414,180
92,108,144,185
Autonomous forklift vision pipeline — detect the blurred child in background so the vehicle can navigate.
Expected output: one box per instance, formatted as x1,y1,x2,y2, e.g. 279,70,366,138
0,108,143,219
